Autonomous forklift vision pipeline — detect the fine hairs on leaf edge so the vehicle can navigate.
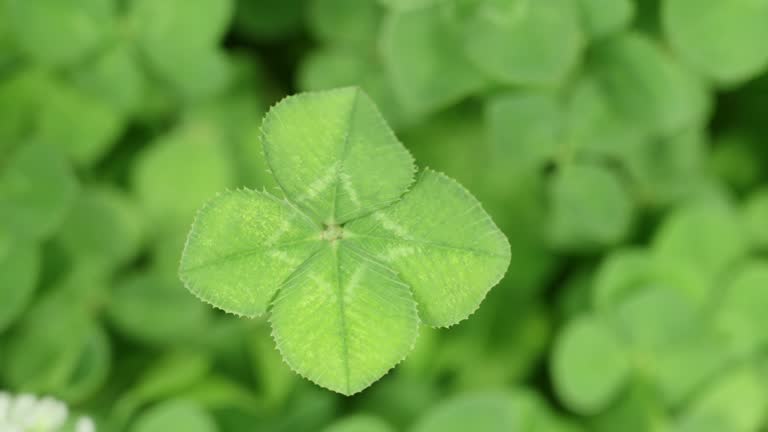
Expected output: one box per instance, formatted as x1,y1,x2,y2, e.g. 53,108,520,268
413,167,512,330
257,86,419,225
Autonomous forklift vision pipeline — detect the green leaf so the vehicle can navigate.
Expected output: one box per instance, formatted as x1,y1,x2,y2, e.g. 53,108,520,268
109,272,212,345
663,0,768,86
381,5,486,116
412,390,580,432
114,351,212,428
377,0,439,10
180,88,509,394
248,325,298,408
0,70,45,151
743,189,768,251
299,49,372,92
552,315,630,414
609,286,725,405
0,5,16,68
270,244,419,395
575,0,634,39
403,107,487,192
56,323,111,403
55,186,143,271
37,81,124,166
261,87,415,223
410,392,518,432
130,400,218,432
0,142,78,241
614,287,697,355
548,164,634,249
716,262,768,356
2,290,102,402
591,382,669,432
0,236,39,332
132,352,212,403
592,248,654,311
678,366,767,432
72,42,145,115
297,49,409,128
485,90,564,170
132,0,234,100
321,415,395,432
463,0,585,86
621,128,707,206
589,32,711,137
652,198,747,282
5,0,115,67
180,189,322,317
345,169,510,327
307,0,381,49
177,375,262,412
356,374,439,428
594,248,710,312
0,73,126,166
564,77,647,160
132,121,236,233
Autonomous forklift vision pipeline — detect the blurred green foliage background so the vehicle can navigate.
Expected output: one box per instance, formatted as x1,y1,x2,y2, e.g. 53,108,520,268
1,0,768,430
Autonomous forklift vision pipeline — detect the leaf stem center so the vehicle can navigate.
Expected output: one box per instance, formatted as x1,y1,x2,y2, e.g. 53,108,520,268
321,223,345,242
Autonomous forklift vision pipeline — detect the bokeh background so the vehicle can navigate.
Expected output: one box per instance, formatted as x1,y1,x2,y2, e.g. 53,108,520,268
1,0,768,430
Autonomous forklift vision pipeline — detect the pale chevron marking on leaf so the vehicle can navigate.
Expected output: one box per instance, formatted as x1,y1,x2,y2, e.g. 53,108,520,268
383,245,418,262
295,163,339,208
181,238,319,274
371,211,413,240
339,171,362,210
265,207,322,247
268,249,303,267
353,234,508,258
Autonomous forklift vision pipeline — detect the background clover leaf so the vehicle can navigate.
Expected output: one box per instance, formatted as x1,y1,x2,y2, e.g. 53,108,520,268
552,315,630,415
0,235,39,332
463,0,585,87
576,0,634,40
677,366,767,432
0,141,79,241
663,0,768,87
547,163,634,250
410,390,580,432
380,5,487,118
589,32,711,138
180,87,510,395
132,0,234,101
5,0,115,67
130,399,219,432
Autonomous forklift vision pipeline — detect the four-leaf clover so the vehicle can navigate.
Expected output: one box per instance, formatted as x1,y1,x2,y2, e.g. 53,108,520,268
179,87,510,395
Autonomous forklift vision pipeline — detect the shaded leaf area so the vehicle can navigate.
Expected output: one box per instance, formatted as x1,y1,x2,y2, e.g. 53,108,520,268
2,0,768,431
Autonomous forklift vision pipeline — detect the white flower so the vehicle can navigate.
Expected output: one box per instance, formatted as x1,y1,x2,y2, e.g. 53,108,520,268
0,392,95,432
